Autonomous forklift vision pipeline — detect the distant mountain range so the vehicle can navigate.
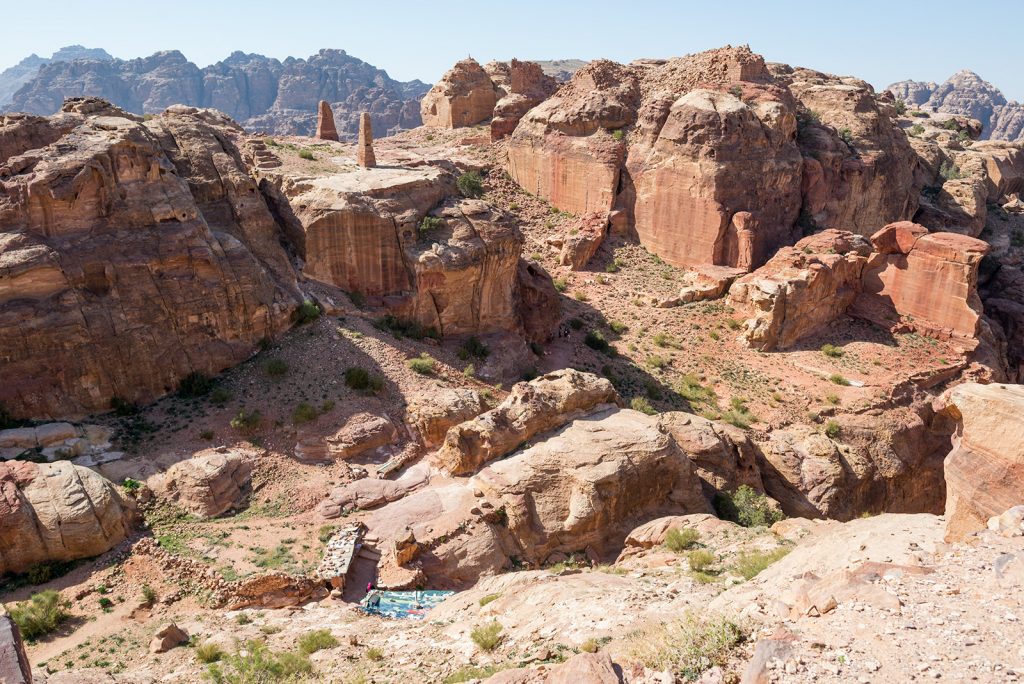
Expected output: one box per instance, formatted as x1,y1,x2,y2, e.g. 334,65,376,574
887,70,1024,142
0,46,429,139
0,45,113,107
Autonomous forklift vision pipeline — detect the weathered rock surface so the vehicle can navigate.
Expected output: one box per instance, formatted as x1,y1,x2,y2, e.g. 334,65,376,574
0,460,131,574
433,369,619,475
937,382,1024,541
7,49,429,139
0,609,31,684
295,412,398,463
558,212,608,270
367,406,709,586
657,412,764,497
786,69,920,237
483,651,622,683
728,230,872,350
486,59,559,141
0,101,299,418
149,623,188,653
854,225,989,341
420,58,497,129
730,223,990,350
405,388,486,448
150,450,252,518
319,462,431,517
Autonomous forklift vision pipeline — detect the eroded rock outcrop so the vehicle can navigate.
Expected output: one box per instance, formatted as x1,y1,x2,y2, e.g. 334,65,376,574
365,406,709,586
150,450,252,518
0,101,299,418
728,230,871,350
0,608,31,684
937,382,1024,541
0,460,131,574
485,59,559,141
730,222,989,350
433,369,619,475
420,58,497,129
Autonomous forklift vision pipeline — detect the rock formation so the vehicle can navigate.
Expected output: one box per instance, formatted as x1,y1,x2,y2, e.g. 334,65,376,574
0,460,131,574
485,59,559,141
938,382,1024,541
6,49,428,139
0,100,300,418
150,450,252,518
315,100,338,141
420,58,497,129
433,369,620,475
405,388,486,448
853,224,989,341
364,406,709,586
730,223,988,350
0,45,113,109
0,608,31,684
357,112,375,167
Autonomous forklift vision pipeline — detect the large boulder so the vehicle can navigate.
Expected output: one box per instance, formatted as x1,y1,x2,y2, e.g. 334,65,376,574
0,102,299,419
420,58,497,129
937,383,1024,541
486,59,559,141
405,388,486,449
0,460,131,574
433,369,620,475
149,450,252,518
853,225,989,341
657,411,764,496
728,230,871,350
365,407,709,587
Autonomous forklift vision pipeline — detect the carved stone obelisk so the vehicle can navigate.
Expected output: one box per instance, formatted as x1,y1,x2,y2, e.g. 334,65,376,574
315,100,339,141
357,112,376,168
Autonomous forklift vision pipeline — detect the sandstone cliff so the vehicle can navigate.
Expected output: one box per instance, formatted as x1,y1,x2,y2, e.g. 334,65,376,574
0,99,301,418
5,49,428,139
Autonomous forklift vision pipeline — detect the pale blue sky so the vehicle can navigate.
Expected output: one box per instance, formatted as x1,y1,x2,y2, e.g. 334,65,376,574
2,0,1019,100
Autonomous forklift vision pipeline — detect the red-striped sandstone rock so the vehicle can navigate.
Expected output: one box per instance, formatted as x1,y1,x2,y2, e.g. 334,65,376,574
420,58,497,129
730,223,988,350
937,382,1024,542
0,460,131,574
0,100,299,419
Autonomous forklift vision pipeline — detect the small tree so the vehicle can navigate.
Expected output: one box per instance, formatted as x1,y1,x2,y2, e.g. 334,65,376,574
457,171,484,198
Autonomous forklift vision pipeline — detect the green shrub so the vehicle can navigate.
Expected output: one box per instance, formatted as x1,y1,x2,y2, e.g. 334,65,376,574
729,85,743,98
630,397,657,415
298,149,315,160
665,528,699,553
178,372,214,397
230,409,262,433
374,315,439,341
894,99,907,115
461,336,490,359
611,129,625,141
470,622,503,652
478,593,501,607
646,355,667,370
580,637,600,653
605,259,621,273
627,612,747,681
608,320,628,334
909,123,925,137
122,477,142,494
24,561,71,586
205,640,312,683
687,550,715,573
821,343,844,358
939,159,962,181
734,547,791,580
714,485,784,528
829,373,850,386
263,359,288,378
824,419,841,438
293,300,320,325
420,216,445,234
7,590,70,640
407,353,436,375
210,387,232,405
444,666,502,684
365,647,384,661
141,584,157,604
721,397,757,429
98,596,114,612
553,278,568,293
297,629,338,655
344,367,383,392
457,171,484,198
584,330,610,353
678,375,716,407
292,402,319,424
195,641,224,664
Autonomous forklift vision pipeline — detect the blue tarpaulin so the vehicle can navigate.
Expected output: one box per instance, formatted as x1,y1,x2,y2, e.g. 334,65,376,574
360,590,454,620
